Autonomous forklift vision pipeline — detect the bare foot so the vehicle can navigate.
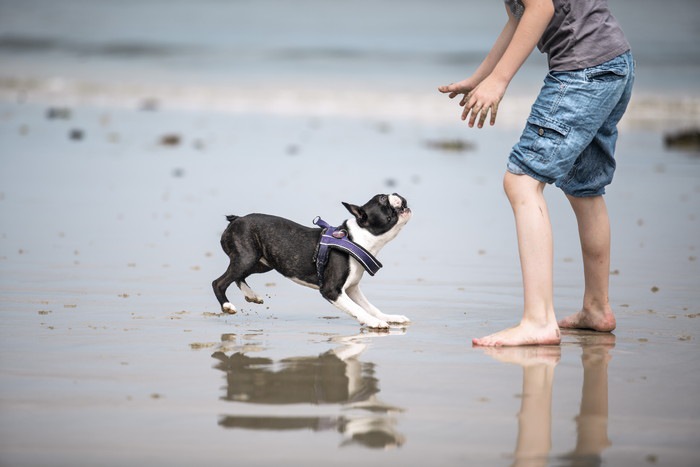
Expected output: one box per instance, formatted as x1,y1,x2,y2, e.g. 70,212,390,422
558,307,616,332
472,321,561,347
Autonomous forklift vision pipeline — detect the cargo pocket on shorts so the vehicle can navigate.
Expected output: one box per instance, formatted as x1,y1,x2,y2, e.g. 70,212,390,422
523,114,571,167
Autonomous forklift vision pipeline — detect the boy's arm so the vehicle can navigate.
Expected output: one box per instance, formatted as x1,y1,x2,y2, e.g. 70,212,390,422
465,0,554,127
443,0,554,128
438,11,519,99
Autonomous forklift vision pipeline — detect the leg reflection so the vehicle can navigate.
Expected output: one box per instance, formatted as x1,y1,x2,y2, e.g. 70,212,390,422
484,346,561,467
482,333,614,466
566,332,615,465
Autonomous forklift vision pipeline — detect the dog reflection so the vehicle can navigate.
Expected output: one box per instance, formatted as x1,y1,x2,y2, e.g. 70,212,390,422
212,334,405,449
483,332,614,466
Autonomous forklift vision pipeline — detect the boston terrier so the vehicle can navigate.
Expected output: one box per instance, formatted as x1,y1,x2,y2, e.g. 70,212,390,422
212,193,411,329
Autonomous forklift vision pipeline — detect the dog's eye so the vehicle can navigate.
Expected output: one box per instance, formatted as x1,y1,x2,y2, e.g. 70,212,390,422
379,195,388,203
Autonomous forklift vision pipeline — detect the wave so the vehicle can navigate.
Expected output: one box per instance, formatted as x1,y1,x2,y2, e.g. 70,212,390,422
0,74,698,130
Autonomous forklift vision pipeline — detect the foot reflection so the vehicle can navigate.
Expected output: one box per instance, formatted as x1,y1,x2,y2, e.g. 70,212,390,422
212,331,405,449
481,332,614,466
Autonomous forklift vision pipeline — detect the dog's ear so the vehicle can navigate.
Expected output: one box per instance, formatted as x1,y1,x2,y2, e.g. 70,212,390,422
342,202,367,225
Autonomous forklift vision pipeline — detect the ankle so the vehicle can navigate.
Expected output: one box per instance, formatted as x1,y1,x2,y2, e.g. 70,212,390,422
582,298,612,315
522,313,559,329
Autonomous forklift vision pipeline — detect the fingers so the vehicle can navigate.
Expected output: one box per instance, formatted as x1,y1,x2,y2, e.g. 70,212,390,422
462,100,499,128
439,82,473,100
437,87,459,100
461,94,481,125
440,82,501,127
467,103,486,128
437,84,459,99
460,91,474,118
489,102,499,126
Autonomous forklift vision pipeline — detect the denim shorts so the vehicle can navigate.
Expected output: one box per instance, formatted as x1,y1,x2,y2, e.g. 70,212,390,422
507,51,635,197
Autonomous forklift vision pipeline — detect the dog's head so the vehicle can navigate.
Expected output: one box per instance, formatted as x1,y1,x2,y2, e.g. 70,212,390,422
342,194,411,241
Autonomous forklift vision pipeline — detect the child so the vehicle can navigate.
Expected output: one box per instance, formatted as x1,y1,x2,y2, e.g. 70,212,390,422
438,0,634,346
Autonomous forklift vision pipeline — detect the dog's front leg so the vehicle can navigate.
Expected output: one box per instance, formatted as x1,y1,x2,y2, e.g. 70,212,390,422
331,293,390,330
345,285,410,325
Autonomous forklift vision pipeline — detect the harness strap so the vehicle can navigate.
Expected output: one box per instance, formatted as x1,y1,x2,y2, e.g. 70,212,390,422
313,216,383,285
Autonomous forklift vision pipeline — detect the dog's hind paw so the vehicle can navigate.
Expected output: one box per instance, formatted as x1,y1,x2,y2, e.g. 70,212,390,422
222,303,237,314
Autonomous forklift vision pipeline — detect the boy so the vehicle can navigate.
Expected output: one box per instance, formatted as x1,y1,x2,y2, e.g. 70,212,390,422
438,0,634,346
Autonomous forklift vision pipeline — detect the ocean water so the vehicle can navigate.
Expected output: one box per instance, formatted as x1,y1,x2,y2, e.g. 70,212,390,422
0,0,698,98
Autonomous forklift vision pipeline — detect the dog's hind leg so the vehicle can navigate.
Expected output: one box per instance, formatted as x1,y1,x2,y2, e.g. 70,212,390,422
238,260,273,304
212,260,240,313
238,281,262,304
214,259,272,313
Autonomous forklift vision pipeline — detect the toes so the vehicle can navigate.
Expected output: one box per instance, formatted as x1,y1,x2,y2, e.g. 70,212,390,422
222,303,237,314
472,337,498,347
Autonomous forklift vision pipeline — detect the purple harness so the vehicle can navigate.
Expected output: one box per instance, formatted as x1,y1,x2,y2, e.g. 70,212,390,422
312,216,382,284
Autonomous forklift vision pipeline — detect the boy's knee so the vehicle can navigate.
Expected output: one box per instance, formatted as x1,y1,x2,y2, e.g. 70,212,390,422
503,171,516,196
503,171,518,193
503,171,545,204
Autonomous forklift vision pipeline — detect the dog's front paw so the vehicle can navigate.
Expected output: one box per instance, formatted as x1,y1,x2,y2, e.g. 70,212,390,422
363,318,390,330
386,314,410,325
222,302,237,314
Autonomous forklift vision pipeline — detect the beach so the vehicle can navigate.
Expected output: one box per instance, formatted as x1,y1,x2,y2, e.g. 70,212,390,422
1,1,700,466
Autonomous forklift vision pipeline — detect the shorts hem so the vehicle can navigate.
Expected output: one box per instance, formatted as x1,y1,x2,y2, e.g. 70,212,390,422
559,186,607,198
506,159,552,185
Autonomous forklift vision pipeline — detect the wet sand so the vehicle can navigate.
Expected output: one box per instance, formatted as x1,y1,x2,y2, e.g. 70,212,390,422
1,93,699,467
5,0,700,467
2,2,699,464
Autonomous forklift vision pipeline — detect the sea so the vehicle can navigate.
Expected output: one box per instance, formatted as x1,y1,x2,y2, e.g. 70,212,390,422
0,0,698,110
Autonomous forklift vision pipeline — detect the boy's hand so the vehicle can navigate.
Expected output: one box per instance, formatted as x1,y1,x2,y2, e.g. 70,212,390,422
439,75,506,128
461,75,507,128
438,78,477,100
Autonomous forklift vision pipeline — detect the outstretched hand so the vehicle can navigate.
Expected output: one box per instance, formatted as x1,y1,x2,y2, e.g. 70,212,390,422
437,78,477,100
439,75,506,128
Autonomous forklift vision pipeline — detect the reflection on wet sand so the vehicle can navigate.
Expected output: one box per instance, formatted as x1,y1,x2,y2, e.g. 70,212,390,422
482,332,615,467
212,332,405,449
565,332,615,466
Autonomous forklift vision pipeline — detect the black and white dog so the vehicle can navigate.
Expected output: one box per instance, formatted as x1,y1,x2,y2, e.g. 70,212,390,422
212,194,411,329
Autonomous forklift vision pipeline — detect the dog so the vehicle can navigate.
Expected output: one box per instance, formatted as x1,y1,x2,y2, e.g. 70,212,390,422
212,193,411,329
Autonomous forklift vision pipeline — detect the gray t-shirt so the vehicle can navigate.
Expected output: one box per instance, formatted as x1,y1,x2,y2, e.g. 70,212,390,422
504,0,630,71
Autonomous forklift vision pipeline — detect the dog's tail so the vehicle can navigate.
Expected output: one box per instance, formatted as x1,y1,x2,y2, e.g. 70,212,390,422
220,215,240,256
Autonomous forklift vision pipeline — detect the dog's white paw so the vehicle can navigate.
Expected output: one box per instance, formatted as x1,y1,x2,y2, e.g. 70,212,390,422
386,314,410,325
244,296,264,305
222,303,237,314
363,318,390,330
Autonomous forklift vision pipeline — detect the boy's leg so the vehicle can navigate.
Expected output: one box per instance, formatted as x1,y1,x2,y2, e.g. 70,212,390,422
473,172,561,347
558,195,616,331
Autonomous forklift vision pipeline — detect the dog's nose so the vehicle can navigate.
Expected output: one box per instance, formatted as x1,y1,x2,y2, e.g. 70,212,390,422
390,193,407,208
